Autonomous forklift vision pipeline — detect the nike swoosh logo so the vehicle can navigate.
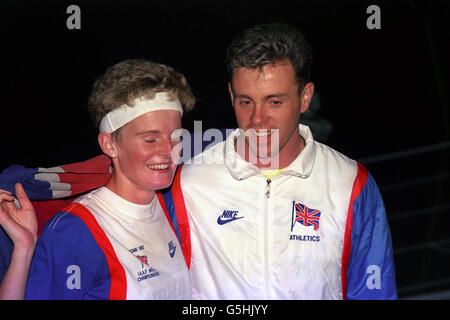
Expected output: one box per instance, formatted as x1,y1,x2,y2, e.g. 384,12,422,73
168,241,176,258
217,216,244,225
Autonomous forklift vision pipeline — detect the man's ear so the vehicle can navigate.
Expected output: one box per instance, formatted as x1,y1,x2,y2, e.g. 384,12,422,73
228,82,235,105
98,132,117,159
300,82,315,114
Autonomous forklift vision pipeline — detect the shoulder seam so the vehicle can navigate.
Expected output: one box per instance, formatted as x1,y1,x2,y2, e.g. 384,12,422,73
48,211,69,230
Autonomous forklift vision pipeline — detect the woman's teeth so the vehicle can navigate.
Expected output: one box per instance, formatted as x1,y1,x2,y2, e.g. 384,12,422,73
147,164,170,170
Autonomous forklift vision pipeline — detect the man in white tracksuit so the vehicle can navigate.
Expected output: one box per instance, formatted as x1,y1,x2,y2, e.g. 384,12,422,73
169,23,397,299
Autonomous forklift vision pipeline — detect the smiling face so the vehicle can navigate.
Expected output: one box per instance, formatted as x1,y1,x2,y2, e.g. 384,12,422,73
229,60,314,168
99,110,182,204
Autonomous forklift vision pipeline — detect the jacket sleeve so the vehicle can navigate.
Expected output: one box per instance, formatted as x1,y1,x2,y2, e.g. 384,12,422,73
25,212,112,300
344,167,397,300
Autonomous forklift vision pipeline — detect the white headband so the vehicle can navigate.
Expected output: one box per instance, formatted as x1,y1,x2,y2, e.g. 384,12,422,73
99,92,183,133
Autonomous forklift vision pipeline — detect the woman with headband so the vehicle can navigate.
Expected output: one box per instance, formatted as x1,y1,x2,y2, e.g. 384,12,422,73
1,59,195,299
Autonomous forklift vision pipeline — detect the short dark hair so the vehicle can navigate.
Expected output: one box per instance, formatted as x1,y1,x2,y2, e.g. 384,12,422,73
226,23,313,93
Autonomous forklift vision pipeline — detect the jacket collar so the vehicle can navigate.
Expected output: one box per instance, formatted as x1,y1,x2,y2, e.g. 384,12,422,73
224,124,316,180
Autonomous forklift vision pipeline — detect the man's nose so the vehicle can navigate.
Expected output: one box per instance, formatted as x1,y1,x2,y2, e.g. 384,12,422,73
250,104,266,126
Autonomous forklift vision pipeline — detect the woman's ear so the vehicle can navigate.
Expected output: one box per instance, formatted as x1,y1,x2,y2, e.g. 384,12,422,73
98,132,117,159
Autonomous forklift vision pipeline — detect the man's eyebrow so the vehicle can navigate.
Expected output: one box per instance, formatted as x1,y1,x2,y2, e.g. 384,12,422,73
264,94,287,100
234,94,287,100
234,94,253,100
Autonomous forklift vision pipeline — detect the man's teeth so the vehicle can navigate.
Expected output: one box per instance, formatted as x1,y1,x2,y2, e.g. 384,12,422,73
254,131,271,137
147,164,170,170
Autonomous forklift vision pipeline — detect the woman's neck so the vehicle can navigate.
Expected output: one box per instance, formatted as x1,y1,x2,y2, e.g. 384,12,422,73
105,174,155,205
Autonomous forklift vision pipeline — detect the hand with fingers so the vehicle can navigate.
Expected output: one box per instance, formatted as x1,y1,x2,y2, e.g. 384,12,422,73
0,183,38,300
0,183,38,249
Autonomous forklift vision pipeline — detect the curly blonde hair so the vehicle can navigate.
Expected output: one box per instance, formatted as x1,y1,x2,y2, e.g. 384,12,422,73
88,59,195,131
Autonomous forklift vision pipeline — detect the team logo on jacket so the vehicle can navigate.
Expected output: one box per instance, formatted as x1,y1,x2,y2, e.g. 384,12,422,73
217,210,244,225
136,255,149,268
291,201,321,231
290,201,321,242
129,245,160,281
168,240,176,258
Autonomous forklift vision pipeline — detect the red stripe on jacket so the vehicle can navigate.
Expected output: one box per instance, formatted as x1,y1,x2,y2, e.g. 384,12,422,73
63,202,127,300
170,165,192,269
341,162,368,299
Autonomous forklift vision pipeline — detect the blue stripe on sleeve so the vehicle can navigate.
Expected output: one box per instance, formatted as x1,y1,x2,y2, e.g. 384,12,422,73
25,211,112,300
346,172,398,300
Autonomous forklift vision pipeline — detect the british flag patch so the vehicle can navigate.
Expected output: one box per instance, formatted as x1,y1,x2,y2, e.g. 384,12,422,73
291,201,321,231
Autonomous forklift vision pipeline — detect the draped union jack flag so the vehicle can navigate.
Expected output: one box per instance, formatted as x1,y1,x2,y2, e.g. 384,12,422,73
291,201,321,231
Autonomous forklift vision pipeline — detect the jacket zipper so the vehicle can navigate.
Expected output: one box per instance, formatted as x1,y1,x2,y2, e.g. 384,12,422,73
265,178,272,198
264,177,272,298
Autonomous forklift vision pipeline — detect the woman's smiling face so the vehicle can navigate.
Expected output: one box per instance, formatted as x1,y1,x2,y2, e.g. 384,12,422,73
107,110,182,203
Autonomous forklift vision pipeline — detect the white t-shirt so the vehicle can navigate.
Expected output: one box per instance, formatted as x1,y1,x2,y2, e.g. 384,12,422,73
25,186,191,300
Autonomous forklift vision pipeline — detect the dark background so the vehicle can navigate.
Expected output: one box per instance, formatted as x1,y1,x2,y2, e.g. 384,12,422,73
1,0,449,299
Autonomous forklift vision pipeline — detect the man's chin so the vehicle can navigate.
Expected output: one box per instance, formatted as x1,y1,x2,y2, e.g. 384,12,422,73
247,148,280,168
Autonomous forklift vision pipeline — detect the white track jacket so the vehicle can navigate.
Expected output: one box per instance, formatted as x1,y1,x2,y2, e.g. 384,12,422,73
167,124,397,299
